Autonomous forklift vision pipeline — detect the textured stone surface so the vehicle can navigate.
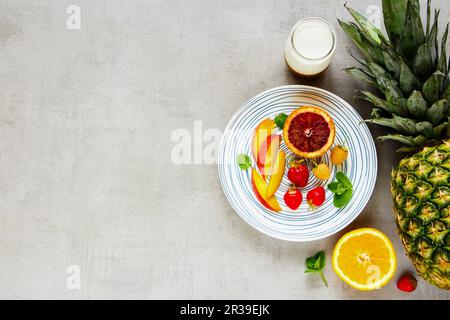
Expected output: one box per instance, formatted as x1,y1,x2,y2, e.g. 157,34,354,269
0,0,449,299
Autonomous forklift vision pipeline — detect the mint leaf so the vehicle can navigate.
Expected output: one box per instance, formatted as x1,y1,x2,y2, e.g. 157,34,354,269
304,269,319,273
328,180,348,195
316,251,326,269
274,113,288,130
304,250,327,287
336,172,353,190
306,256,318,269
328,182,348,195
328,182,339,192
333,189,353,208
329,173,353,208
236,154,251,170
335,184,348,195
313,255,322,269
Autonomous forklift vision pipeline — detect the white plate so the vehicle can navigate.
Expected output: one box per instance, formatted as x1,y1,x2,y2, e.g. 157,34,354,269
218,85,377,241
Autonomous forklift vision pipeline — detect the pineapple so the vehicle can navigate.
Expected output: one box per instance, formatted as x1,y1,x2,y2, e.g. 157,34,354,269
391,141,450,289
340,0,450,289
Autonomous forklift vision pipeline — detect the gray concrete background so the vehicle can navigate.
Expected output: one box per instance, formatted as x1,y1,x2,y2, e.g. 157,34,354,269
0,0,449,299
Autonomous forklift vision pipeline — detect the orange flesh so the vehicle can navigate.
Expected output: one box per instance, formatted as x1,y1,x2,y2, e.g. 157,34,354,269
336,234,393,284
283,106,335,158
288,112,331,152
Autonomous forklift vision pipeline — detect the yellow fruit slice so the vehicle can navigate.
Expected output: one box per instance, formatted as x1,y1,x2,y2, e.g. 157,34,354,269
332,228,397,291
266,150,286,198
257,134,281,178
251,119,275,162
251,168,281,212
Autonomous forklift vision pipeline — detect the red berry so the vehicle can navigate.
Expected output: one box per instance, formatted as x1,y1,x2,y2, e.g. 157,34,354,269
397,273,417,292
284,189,302,210
287,165,309,187
306,187,325,208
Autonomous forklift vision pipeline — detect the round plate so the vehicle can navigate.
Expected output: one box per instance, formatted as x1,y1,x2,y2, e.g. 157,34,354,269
218,85,377,241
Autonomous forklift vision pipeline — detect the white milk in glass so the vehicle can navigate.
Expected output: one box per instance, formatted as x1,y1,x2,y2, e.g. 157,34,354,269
284,18,337,76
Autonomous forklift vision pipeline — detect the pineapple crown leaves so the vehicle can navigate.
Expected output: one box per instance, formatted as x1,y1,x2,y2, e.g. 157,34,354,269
340,0,450,153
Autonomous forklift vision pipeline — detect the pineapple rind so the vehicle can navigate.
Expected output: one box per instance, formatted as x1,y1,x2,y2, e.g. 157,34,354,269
392,140,450,289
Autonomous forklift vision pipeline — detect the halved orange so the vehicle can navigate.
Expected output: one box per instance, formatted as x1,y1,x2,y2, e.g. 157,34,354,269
283,106,335,158
332,228,397,291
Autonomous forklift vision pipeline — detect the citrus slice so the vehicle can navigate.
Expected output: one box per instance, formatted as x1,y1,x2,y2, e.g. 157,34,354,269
332,228,397,291
283,106,335,158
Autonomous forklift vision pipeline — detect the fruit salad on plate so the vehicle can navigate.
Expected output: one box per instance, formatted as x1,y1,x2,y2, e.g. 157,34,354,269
239,105,351,213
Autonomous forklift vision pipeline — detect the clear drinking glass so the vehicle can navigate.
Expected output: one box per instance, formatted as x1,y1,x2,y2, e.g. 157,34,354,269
284,17,337,77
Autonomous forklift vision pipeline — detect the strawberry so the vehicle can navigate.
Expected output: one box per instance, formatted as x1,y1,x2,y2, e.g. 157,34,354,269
284,189,302,210
287,165,309,187
306,187,325,208
397,273,417,292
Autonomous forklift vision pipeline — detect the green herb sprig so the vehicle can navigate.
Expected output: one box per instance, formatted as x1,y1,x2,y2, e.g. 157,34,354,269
328,172,353,208
305,250,328,287
274,113,288,130
236,153,252,170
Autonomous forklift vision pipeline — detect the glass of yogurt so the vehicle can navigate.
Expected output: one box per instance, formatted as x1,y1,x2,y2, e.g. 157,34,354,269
284,17,337,77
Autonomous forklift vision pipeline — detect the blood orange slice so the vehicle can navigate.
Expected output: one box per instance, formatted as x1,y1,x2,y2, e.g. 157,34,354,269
283,106,335,158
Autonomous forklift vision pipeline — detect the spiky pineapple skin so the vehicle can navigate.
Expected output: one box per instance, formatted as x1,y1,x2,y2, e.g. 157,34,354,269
391,140,450,289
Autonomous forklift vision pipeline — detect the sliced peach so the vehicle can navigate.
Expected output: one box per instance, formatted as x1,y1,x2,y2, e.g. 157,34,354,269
266,150,286,198
251,168,281,212
251,119,275,162
257,134,281,178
